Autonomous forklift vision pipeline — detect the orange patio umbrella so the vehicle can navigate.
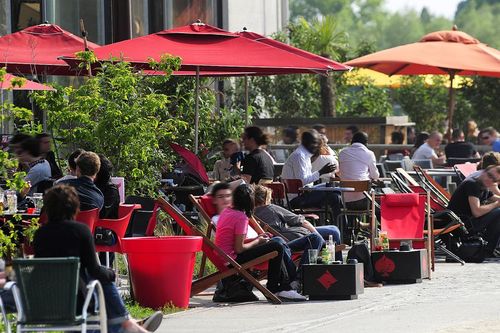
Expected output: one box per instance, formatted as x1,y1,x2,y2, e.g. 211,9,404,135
345,26,500,135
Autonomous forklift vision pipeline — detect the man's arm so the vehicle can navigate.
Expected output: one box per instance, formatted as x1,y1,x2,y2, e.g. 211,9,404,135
468,196,500,218
368,152,380,180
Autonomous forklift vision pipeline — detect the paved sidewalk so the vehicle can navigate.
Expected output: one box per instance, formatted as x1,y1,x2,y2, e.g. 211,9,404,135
156,260,500,333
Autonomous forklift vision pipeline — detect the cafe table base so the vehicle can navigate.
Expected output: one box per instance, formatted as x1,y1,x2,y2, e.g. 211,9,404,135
371,249,429,284
302,263,364,300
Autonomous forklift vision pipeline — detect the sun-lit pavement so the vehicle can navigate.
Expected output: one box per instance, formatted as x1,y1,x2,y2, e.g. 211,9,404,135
157,259,500,333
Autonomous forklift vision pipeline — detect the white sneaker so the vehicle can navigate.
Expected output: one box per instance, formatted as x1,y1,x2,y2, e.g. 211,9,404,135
275,289,307,301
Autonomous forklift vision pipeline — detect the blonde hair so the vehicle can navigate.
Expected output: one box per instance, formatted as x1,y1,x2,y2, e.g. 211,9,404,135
253,185,272,206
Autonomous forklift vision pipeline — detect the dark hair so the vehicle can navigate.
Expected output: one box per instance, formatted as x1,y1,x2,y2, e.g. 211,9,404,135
95,154,113,187
44,185,80,222
35,133,50,140
283,127,298,141
232,184,254,217
414,132,430,148
68,149,84,171
210,182,231,196
301,129,319,146
244,126,270,146
346,125,359,134
76,151,101,177
451,128,464,140
479,152,500,170
9,133,31,146
352,131,368,145
19,137,41,157
391,131,404,144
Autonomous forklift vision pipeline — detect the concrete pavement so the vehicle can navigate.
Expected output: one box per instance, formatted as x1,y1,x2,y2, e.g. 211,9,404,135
157,260,500,333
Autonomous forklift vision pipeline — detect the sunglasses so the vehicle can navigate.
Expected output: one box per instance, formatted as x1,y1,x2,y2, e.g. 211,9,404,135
481,136,490,140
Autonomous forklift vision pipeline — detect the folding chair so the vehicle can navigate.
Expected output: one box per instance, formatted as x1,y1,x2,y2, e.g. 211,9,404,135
413,165,451,202
388,173,465,268
7,257,107,333
371,192,433,278
283,178,329,224
384,160,404,173
264,182,319,222
152,197,282,304
412,159,433,169
336,180,371,244
454,162,479,182
0,291,12,333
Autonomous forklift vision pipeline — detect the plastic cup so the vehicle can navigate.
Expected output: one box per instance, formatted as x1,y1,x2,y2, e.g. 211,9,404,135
33,193,43,213
308,249,319,264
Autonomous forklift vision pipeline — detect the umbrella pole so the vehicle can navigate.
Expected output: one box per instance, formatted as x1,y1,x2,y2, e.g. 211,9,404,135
194,66,200,154
447,73,456,140
244,75,249,126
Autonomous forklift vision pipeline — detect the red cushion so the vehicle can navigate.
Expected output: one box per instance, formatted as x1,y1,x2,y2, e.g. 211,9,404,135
383,193,419,207
199,194,217,217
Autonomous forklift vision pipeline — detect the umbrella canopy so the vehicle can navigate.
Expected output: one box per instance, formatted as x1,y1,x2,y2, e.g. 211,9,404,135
344,68,469,89
0,23,99,76
65,22,348,75
169,143,210,185
0,73,55,91
63,21,349,153
345,27,500,133
238,29,348,71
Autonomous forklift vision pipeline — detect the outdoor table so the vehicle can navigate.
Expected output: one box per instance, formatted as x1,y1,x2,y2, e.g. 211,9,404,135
299,185,355,192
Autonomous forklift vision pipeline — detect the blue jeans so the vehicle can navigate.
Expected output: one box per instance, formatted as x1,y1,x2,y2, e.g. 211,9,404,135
316,225,343,261
287,232,324,279
101,282,130,333
269,237,298,284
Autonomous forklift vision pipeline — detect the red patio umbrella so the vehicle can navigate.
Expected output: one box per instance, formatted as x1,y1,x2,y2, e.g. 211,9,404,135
345,26,500,135
0,23,99,76
62,21,349,152
0,73,56,91
169,143,210,185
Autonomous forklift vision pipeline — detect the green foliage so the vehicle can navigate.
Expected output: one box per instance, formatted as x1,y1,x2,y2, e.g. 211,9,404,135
337,77,392,117
459,76,500,130
455,0,500,48
34,57,185,195
394,76,449,132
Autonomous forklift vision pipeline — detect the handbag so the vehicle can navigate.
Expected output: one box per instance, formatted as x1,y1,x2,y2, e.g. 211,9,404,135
456,236,487,263
94,227,117,246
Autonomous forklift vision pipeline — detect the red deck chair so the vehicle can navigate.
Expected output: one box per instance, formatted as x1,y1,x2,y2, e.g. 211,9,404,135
454,162,479,181
94,204,138,266
372,192,433,278
153,197,282,304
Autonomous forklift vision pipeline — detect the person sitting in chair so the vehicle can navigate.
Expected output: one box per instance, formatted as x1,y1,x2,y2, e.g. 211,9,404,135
33,185,162,333
253,185,344,261
447,165,500,257
15,137,51,196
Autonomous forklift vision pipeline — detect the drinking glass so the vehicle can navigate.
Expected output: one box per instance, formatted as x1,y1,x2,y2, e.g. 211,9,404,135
308,249,319,264
5,190,17,214
33,193,43,213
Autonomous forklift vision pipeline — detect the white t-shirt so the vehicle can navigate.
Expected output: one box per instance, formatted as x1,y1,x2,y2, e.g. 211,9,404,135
311,154,338,182
412,143,437,160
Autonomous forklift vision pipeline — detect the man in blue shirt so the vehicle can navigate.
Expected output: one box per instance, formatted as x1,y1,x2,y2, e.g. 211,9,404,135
479,127,500,153
60,151,104,211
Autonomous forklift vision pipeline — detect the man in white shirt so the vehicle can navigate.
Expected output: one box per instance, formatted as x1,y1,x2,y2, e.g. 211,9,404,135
412,131,446,166
339,132,379,210
281,130,338,212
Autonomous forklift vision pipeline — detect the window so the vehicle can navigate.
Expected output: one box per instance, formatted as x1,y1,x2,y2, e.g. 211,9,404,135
11,0,42,32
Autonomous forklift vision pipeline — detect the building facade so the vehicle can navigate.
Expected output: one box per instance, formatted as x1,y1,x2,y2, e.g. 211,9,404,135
0,0,289,44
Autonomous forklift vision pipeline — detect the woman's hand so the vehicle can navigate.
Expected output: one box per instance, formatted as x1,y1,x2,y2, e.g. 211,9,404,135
257,233,271,244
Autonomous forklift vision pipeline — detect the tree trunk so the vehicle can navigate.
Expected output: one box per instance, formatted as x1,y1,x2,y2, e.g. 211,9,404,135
319,74,336,117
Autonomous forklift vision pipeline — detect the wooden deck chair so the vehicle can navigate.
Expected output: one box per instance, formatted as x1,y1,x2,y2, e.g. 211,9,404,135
371,192,433,278
413,165,452,202
153,197,282,304
388,173,465,268
189,194,266,279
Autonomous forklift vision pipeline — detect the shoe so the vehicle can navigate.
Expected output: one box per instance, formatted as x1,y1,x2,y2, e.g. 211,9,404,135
140,311,163,332
364,279,383,288
493,248,500,258
275,290,307,302
290,280,301,291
